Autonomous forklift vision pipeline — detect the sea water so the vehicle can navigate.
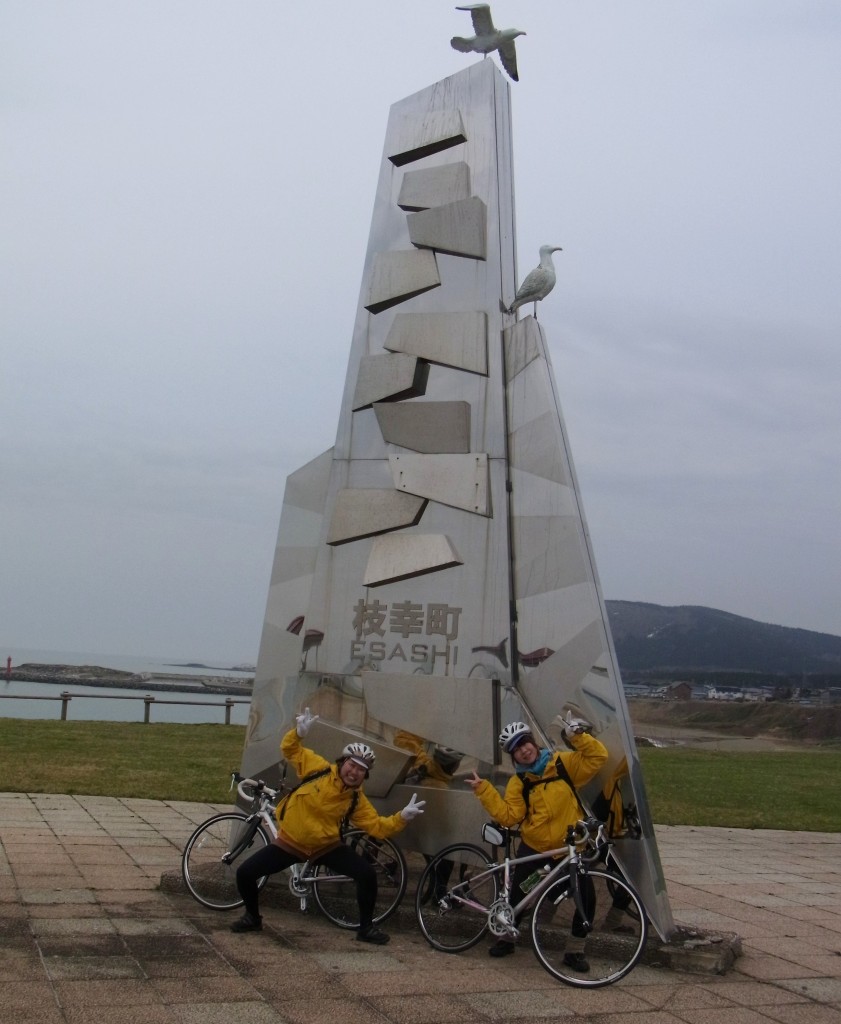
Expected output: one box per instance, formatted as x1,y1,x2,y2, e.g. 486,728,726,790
0,646,254,725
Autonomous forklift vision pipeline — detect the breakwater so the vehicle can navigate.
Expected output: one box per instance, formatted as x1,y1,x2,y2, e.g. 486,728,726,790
6,663,253,697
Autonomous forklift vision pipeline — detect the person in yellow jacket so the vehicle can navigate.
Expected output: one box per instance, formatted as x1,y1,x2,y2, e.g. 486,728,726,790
394,729,463,788
467,715,607,964
231,708,425,943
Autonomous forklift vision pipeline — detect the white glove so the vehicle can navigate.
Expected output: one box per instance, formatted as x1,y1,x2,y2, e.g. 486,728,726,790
563,709,590,738
400,792,426,822
295,707,318,737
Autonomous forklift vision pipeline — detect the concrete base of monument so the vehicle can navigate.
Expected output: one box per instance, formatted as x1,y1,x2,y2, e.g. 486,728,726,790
159,867,741,975
643,924,742,975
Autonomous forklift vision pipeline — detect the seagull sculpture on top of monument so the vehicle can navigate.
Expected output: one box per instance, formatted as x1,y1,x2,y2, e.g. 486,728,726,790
506,245,563,318
451,4,525,82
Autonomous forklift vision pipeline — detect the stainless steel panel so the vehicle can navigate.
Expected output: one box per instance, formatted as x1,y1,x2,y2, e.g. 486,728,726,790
373,401,471,453
352,352,422,410
363,533,463,587
397,161,471,211
509,412,571,484
407,197,487,260
377,784,492,857
361,670,497,763
384,311,488,375
388,110,467,166
327,488,426,545
504,315,542,380
513,515,591,596
389,453,490,516
365,250,441,313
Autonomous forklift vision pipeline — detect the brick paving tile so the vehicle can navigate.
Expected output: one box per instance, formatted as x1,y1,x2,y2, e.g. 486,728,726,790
170,1004,285,1024
271,996,392,1024
62,1008,179,1024
2,798,841,1024
369,993,492,1023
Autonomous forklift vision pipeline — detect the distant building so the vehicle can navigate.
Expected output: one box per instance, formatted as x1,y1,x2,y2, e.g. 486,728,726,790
623,683,654,698
653,681,692,701
707,685,745,701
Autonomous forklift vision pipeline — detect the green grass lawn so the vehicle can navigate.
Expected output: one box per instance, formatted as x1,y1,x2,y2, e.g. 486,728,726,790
0,719,247,803
638,747,841,831
1,719,839,831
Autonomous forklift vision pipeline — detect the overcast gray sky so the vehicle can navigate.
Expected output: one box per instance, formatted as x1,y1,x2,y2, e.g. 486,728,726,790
2,1,839,663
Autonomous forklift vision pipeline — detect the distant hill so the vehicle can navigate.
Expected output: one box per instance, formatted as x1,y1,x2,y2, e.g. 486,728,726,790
606,601,841,679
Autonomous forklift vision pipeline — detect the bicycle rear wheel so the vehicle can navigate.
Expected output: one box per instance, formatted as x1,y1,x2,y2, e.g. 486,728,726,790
415,843,499,952
530,868,648,987
312,829,408,929
181,812,270,910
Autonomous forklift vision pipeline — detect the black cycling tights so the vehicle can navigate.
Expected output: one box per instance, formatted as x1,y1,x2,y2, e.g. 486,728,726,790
235,842,378,928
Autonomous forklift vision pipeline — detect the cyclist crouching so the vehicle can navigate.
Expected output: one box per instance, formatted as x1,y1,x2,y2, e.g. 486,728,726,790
231,708,424,943
467,715,607,967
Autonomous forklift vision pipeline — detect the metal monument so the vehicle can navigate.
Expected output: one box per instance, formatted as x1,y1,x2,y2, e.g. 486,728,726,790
242,41,674,939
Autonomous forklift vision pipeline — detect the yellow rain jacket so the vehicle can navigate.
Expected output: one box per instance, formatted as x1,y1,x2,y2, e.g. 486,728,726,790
276,729,407,858
394,729,456,789
473,732,608,853
599,757,628,836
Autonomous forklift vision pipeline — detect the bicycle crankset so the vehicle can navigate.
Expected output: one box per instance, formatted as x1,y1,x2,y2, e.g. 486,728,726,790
488,898,519,938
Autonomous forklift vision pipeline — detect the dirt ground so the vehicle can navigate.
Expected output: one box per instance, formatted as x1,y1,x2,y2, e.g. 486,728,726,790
630,720,801,752
626,698,834,751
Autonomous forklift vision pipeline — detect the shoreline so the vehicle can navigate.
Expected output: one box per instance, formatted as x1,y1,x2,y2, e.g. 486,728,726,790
4,663,254,698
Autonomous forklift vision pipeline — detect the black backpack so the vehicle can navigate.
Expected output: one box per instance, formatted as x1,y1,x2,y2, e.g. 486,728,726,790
519,755,585,818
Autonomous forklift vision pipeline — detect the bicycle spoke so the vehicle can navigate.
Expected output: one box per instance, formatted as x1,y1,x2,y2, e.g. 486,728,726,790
181,813,269,911
415,844,499,952
531,869,648,987
312,830,407,929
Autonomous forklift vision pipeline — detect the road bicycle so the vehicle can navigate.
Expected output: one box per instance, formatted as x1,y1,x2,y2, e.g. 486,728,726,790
415,817,647,987
181,771,407,929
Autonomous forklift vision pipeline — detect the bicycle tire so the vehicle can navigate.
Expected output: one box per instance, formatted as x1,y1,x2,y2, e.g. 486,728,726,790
606,874,643,922
415,843,499,953
181,812,270,910
312,829,408,929
530,868,648,987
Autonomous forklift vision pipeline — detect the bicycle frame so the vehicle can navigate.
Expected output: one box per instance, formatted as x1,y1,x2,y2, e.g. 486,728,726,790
416,818,648,987
449,819,605,940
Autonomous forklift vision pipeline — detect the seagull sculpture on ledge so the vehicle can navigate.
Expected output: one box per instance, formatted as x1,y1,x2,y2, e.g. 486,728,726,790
506,245,563,318
451,4,525,82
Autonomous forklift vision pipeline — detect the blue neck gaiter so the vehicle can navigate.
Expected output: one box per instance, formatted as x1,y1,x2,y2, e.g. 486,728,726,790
515,747,552,777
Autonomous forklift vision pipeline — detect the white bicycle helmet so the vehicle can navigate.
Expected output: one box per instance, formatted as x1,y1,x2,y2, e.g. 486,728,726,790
340,742,376,771
499,721,534,754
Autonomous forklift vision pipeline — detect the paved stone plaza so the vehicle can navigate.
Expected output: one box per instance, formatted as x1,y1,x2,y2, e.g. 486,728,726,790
1,792,839,1023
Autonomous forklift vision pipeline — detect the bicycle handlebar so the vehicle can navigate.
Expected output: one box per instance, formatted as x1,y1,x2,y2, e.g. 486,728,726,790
561,817,610,859
230,770,280,805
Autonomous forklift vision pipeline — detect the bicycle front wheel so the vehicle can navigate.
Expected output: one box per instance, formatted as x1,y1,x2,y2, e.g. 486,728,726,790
181,812,270,910
530,868,648,987
312,829,408,929
415,843,499,952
